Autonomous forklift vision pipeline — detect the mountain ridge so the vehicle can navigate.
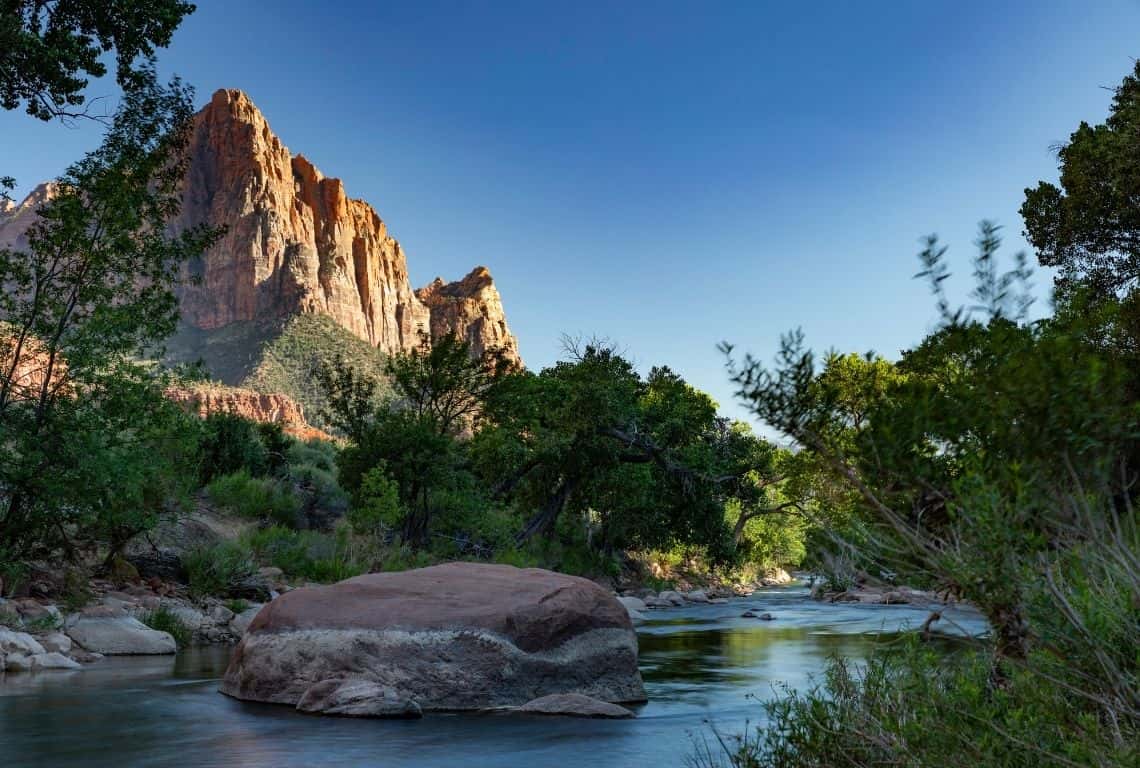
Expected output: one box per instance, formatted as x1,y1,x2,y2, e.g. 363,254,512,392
0,88,522,371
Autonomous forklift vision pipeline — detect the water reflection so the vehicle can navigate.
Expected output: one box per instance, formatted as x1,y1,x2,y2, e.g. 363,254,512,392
0,586,986,768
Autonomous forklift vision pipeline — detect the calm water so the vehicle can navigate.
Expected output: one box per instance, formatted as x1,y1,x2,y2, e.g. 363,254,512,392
0,583,985,768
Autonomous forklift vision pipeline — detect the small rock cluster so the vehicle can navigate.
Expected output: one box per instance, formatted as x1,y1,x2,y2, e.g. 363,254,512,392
0,586,266,674
812,583,937,606
614,568,794,621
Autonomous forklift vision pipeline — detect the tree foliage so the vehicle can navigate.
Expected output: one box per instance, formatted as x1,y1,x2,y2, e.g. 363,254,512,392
1022,61,1140,301
0,0,196,120
0,70,221,560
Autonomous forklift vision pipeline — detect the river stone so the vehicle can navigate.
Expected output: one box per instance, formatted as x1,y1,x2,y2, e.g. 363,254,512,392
616,596,648,615
40,632,72,654
657,590,685,606
0,629,46,657
296,678,423,718
221,563,646,712
228,605,263,637
65,616,177,655
31,651,82,670
685,589,710,603
4,652,32,672
518,693,635,718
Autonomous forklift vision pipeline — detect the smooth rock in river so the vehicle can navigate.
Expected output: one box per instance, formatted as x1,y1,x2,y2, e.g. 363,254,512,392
228,604,263,637
657,590,685,606
30,652,81,670
518,693,634,718
296,678,423,718
221,563,646,712
685,589,710,603
616,596,648,615
4,653,32,672
0,629,45,657
65,616,176,655
40,632,72,654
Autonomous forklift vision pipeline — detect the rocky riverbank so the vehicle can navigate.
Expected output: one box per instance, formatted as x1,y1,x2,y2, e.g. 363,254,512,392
3,565,951,678
0,576,269,673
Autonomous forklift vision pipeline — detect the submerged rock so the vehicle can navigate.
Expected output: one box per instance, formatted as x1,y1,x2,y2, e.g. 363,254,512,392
518,693,634,718
221,563,646,713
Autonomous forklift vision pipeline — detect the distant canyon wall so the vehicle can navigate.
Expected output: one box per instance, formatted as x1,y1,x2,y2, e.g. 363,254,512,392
0,88,522,367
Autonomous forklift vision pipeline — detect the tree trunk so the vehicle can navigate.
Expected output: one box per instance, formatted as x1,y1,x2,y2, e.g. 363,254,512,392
517,478,577,543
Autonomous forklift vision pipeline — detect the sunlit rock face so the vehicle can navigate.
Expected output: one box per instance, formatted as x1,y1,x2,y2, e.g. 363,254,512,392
0,182,57,251
415,266,522,366
1,90,522,368
163,384,331,441
171,89,522,365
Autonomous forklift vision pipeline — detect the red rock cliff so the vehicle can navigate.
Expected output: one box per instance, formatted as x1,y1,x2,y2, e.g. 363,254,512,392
416,266,521,365
1,90,522,367
172,89,521,365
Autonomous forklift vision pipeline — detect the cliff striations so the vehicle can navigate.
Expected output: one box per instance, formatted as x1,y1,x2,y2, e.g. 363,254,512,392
0,89,522,368
172,89,521,365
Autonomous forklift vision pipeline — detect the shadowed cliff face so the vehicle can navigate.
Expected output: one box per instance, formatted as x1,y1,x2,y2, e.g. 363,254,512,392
0,89,522,368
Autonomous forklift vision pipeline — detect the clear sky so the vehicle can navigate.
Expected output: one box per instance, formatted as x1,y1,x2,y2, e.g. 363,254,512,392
3,1,1139,431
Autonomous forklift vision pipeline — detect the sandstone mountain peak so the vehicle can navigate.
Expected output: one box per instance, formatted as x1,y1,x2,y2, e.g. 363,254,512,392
171,88,520,365
0,182,58,251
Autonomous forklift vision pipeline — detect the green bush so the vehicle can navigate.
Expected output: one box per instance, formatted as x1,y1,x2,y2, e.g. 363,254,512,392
206,470,301,527
140,605,192,648
197,412,270,484
224,598,249,615
290,461,348,511
287,439,339,474
346,465,401,536
183,541,256,599
240,526,365,583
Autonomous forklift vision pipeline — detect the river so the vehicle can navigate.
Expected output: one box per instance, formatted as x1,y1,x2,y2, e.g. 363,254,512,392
0,582,985,768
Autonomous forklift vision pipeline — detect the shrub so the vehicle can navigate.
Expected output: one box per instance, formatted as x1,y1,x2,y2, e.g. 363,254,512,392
206,470,301,528
240,526,366,583
346,465,401,536
140,605,192,648
289,461,348,511
224,598,249,615
183,542,256,599
197,413,270,484
287,439,339,474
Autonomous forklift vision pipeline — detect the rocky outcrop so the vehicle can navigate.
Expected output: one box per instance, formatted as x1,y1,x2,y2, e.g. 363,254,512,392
163,383,329,440
0,182,56,251
0,90,523,372
221,563,645,715
164,384,304,424
415,267,521,365
173,89,521,367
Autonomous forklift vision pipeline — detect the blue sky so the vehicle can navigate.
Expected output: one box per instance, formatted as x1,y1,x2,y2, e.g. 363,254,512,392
3,1,1139,431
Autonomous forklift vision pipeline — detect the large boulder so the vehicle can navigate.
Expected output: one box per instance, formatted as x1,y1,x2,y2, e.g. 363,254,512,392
221,563,646,714
65,616,177,655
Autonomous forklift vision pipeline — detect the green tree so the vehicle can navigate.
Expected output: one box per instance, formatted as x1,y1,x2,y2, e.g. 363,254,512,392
717,222,1139,766
1021,61,1140,301
0,0,196,121
321,335,496,547
0,71,221,560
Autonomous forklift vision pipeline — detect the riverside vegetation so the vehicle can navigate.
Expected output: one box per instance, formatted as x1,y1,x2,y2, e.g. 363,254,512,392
0,4,1136,767
694,62,1140,768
